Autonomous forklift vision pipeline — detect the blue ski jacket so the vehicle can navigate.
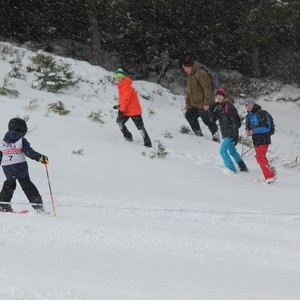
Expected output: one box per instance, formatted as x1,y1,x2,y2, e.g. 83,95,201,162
245,104,272,146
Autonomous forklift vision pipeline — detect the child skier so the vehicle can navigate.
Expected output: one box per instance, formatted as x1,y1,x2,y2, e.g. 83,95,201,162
0,118,48,213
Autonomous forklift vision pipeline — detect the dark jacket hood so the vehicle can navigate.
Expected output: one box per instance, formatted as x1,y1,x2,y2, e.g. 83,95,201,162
250,103,262,113
3,130,24,143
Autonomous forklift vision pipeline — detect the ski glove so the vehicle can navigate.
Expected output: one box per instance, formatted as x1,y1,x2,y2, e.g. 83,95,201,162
232,137,239,146
39,155,49,164
113,105,120,109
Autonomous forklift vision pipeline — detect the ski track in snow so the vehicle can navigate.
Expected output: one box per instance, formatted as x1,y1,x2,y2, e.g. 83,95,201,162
1,204,300,300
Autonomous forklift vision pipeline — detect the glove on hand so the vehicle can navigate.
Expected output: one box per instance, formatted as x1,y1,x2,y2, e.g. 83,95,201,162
39,155,49,164
232,136,239,146
113,105,120,109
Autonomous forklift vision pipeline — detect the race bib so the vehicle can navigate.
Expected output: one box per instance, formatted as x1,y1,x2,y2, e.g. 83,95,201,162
0,139,26,165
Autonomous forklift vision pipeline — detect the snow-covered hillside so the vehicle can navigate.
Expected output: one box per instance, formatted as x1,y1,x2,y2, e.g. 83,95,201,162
0,42,300,300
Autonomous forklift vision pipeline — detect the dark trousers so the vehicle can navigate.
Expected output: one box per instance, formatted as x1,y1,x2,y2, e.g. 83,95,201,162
0,176,43,211
116,112,152,147
185,106,218,135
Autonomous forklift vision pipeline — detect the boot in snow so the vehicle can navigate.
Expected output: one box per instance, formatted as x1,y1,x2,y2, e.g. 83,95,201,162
195,129,204,137
0,204,13,213
238,161,248,172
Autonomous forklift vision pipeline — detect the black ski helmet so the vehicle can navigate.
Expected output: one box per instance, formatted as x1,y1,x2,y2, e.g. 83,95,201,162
8,118,28,135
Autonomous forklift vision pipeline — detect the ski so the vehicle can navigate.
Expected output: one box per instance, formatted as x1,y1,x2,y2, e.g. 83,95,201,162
0,209,29,214
14,209,30,214
15,210,51,215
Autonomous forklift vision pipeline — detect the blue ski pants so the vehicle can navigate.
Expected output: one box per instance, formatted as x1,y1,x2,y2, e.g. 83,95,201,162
220,137,243,172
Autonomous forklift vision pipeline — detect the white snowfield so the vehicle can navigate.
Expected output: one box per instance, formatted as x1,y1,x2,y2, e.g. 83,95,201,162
0,42,300,300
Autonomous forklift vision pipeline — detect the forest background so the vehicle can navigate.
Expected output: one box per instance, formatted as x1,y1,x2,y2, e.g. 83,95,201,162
0,0,299,93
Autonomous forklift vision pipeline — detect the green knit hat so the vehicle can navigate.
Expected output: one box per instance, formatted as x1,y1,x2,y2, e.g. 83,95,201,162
114,68,125,79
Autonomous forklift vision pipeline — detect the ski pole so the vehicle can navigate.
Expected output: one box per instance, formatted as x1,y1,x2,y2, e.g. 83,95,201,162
45,163,57,216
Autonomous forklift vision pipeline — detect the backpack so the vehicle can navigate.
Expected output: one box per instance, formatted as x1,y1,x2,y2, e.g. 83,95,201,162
200,64,220,92
229,97,235,104
258,110,275,135
225,102,241,128
264,111,275,135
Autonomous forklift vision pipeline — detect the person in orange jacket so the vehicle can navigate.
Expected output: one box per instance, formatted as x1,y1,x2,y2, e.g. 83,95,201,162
114,68,152,147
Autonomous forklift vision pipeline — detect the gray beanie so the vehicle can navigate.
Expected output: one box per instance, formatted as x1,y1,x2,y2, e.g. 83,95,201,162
244,98,256,106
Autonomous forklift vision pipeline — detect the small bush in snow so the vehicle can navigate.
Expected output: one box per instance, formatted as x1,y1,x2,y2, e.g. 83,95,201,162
0,44,25,61
25,99,39,111
147,108,155,117
180,125,190,134
164,130,173,139
30,51,77,93
141,94,151,101
0,75,19,97
283,155,300,169
87,110,104,124
0,44,13,60
22,115,30,122
48,101,70,115
72,149,84,155
8,53,25,79
149,141,168,159
239,136,253,148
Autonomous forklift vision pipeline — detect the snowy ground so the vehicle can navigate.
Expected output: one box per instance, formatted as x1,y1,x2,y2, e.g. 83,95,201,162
0,42,300,300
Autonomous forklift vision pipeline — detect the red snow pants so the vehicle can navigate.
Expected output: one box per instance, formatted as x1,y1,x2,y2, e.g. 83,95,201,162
254,144,276,180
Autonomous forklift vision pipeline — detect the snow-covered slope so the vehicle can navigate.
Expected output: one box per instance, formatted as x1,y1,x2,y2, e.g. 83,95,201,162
0,42,299,300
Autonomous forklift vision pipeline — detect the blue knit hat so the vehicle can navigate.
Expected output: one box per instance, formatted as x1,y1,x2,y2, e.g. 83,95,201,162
114,68,125,79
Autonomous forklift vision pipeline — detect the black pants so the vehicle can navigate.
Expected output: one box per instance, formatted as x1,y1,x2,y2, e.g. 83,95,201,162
185,106,218,135
0,176,43,211
116,112,152,147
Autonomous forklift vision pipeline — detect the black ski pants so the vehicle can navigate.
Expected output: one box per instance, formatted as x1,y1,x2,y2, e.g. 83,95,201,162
116,112,152,147
0,176,43,211
185,106,218,135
